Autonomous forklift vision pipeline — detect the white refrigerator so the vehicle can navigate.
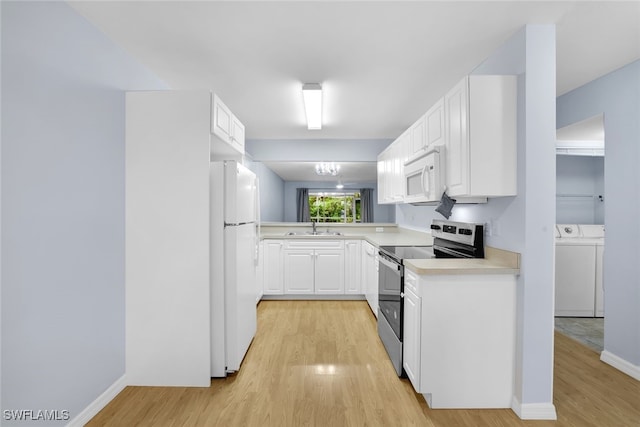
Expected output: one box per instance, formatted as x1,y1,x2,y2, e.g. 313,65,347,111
210,161,259,377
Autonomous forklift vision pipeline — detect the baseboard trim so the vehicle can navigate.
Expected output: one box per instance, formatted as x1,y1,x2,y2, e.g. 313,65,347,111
67,374,127,427
601,350,640,381
261,294,366,301
511,396,557,420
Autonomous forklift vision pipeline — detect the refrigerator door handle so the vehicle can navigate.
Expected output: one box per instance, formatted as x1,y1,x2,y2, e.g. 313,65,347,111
225,221,255,227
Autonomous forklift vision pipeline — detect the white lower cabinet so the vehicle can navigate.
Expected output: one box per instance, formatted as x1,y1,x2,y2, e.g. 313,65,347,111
263,240,284,294
403,270,516,409
314,250,345,294
282,240,345,295
284,250,316,294
362,241,379,316
402,271,421,386
345,240,362,294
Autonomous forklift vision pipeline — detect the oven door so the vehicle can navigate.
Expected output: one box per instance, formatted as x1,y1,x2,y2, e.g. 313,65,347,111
378,253,403,338
377,251,404,376
403,147,443,204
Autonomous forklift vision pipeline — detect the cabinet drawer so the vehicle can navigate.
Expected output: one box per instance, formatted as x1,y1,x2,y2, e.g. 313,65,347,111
405,270,419,296
284,240,344,250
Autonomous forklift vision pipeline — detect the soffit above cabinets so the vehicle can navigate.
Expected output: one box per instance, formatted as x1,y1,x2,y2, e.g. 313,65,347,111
262,161,377,183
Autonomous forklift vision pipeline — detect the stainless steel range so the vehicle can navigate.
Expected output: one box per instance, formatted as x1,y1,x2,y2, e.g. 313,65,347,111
377,219,484,376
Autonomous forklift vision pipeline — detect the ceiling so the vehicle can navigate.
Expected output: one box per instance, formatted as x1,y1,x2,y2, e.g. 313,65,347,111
69,1,638,180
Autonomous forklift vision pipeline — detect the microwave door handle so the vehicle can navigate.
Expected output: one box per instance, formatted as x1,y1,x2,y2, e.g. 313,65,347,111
421,163,430,198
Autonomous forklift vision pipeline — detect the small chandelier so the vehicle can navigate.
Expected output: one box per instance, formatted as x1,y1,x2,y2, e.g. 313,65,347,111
315,162,340,176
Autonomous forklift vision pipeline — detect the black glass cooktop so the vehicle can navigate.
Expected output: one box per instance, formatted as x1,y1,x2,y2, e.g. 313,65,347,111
379,245,434,263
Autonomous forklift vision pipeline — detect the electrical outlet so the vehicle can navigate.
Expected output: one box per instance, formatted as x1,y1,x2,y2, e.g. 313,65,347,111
486,219,500,237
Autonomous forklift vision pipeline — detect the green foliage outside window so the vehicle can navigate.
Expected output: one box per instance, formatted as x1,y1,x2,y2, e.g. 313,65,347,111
309,192,361,223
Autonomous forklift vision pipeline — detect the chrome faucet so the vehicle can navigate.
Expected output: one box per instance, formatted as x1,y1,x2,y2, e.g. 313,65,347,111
312,220,317,234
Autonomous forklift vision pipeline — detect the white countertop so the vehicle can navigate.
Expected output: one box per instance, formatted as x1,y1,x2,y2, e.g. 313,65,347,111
261,223,434,247
262,224,519,275
404,246,521,276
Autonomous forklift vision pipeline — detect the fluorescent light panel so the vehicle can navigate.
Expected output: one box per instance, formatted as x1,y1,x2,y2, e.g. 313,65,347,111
302,83,322,130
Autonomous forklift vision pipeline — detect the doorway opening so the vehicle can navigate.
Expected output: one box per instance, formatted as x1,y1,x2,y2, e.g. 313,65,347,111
554,113,605,352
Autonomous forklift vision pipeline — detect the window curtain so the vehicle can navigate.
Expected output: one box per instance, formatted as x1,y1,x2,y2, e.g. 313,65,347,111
361,188,374,223
296,188,310,222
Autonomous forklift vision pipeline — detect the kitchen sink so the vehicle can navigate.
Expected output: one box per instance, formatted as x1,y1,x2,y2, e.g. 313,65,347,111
284,231,343,236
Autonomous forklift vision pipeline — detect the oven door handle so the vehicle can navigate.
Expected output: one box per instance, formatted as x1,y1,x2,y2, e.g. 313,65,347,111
378,255,401,271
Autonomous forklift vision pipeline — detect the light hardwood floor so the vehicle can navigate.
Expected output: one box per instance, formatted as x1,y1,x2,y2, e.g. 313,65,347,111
87,301,640,426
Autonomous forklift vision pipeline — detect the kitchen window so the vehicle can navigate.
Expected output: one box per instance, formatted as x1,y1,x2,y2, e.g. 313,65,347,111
309,191,361,223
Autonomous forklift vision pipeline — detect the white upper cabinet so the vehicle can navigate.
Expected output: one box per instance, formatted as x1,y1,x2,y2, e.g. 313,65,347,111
444,75,517,198
425,98,445,148
410,114,427,155
211,94,245,160
411,99,444,156
378,129,410,204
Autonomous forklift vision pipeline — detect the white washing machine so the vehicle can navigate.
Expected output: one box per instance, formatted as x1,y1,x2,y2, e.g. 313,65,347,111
580,225,605,317
554,224,605,317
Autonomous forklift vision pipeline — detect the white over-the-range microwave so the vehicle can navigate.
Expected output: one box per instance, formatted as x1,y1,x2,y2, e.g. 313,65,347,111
403,146,446,204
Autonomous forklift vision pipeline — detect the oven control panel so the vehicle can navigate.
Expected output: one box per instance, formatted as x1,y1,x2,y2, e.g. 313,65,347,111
431,220,483,246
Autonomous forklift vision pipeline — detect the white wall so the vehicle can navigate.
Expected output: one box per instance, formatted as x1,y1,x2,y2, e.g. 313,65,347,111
557,60,640,373
125,92,211,387
1,2,168,424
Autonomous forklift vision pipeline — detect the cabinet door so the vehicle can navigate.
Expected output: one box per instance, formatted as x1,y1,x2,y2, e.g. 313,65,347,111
345,240,362,294
284,250,315,294
444,77,469,196
377,157,386,204
263,241,284,294
411,114,427,155
393,132,411,201
426,98,444,148
212,95,232,143
231,115,245,153
377,149,394,204
363,242,379,318
403,287,421,390
315,250,345,294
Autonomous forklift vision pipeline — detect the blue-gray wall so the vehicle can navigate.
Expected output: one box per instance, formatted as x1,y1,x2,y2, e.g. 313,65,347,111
556,155,605,224
557,60,640,369
245,159,285,222
283,181,394,223
1,2,168,424
395,26,558,413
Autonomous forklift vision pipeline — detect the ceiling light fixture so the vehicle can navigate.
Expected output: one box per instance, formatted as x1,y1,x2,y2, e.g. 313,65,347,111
315,162,340,176
302,83,322,130
336,179,344,189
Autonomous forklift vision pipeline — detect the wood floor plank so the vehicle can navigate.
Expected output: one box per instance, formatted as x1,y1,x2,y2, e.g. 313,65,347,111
87,301,640,427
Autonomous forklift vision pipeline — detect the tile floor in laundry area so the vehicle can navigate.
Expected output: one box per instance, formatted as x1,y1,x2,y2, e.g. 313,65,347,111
554,317,604,353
